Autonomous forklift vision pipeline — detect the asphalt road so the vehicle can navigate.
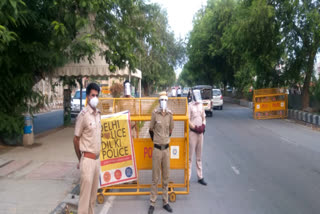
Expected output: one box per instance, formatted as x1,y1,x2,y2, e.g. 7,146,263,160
97,103,320,214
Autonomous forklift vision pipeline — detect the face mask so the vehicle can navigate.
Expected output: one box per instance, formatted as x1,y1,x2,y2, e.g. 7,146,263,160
124,83,131,96
89,97,99,108
160,100,167,111
193,90,202,103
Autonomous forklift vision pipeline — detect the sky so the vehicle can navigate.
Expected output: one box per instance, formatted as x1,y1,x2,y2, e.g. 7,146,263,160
150,0,207,39
150,0,207,77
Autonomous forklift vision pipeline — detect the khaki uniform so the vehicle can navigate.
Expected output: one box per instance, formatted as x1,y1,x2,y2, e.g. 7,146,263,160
188,101,206,180
75,105,101,214
149,109,174,206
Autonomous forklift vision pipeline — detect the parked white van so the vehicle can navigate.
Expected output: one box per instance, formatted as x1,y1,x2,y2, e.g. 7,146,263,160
71,89,86,116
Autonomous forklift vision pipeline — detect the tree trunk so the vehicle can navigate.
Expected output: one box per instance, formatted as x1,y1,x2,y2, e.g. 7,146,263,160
63,87,71,125
143,83,149,96
302,51,316,110
302,74,311,110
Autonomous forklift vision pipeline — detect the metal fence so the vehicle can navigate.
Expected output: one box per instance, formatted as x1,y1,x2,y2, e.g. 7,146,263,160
96,97,189,204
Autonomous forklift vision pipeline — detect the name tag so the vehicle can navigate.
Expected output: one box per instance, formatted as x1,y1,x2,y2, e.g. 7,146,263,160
156,120,161,124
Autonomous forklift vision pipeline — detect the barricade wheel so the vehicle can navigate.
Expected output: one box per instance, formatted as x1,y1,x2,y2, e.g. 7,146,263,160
97,194,104,204
169,192,176,203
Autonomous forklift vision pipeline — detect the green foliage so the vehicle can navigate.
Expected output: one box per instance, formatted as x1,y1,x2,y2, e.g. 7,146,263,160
275,0,320,109
136,4,185,95
1,0,180,138
224,0,283,88
181,0,320,109
182,0,237,88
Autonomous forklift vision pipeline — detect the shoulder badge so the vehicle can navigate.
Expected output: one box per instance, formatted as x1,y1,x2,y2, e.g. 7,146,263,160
79,107,88,115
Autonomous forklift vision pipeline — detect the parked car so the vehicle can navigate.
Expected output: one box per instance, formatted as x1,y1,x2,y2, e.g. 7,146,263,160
71,89,86,116
212,89,223,110
192,85,213,117
183,87,190,95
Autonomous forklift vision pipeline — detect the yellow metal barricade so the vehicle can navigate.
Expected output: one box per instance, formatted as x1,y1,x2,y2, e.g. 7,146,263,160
96,97,189,203
253,88,288,120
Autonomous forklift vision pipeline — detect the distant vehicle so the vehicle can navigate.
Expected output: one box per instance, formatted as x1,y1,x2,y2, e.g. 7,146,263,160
192,85,213,117
226,86,233,93
183,87,190,95
71,89,86,116
212,89,223,110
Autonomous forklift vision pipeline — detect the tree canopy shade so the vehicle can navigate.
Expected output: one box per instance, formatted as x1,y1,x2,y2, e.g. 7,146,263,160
180,0,320,109
0,0,185,138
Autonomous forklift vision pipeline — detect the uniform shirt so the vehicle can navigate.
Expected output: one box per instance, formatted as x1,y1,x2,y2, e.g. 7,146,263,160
188,101,206,127
150,108,174,145
74,105,101,155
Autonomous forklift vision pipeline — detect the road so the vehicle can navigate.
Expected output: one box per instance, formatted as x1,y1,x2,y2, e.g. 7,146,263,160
97,103,320,214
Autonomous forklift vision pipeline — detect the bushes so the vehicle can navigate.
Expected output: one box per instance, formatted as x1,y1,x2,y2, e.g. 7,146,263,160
110,83,123,98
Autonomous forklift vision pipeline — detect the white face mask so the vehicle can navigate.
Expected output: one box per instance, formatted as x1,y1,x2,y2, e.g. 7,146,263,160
160,100,167,111
193,90,202,103
89,97,99,108
124,83,131,96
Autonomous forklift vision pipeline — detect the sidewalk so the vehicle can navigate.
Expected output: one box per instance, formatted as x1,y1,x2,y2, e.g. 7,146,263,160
0,127,79,214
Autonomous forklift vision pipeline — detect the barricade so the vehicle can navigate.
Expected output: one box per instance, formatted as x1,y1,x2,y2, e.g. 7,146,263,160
96,97,189,203
253,88,288,120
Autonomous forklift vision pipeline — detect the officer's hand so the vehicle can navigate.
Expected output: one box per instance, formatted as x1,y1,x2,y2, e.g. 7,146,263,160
149,130,154,141
193,125,197,131
194,125,200,133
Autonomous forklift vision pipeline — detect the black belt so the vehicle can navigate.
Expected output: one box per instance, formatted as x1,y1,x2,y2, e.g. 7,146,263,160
154,144,169,150
190,128,198,133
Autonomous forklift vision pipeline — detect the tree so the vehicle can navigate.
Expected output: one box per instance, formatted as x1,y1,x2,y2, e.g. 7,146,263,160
0,0,151,139
136,4,185,95
273,0,320,109
182,0,237,89
183,0,320,108
223,0,283,90
183,0,285,95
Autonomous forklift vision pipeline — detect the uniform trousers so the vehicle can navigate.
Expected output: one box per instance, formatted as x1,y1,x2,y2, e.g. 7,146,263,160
150,147,170,206
78,157,100,214
189,131,203,180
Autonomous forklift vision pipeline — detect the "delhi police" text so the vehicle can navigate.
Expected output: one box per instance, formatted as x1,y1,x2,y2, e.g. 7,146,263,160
101,120,129,159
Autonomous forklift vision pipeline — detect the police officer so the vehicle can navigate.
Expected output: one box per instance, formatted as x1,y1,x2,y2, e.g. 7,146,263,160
73,83,101,214
148,92,174,214
188,89,207,186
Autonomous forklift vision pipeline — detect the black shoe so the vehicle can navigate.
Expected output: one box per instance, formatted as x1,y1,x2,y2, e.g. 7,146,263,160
148,205,154,214
163,204,173,213
198,178,207,186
